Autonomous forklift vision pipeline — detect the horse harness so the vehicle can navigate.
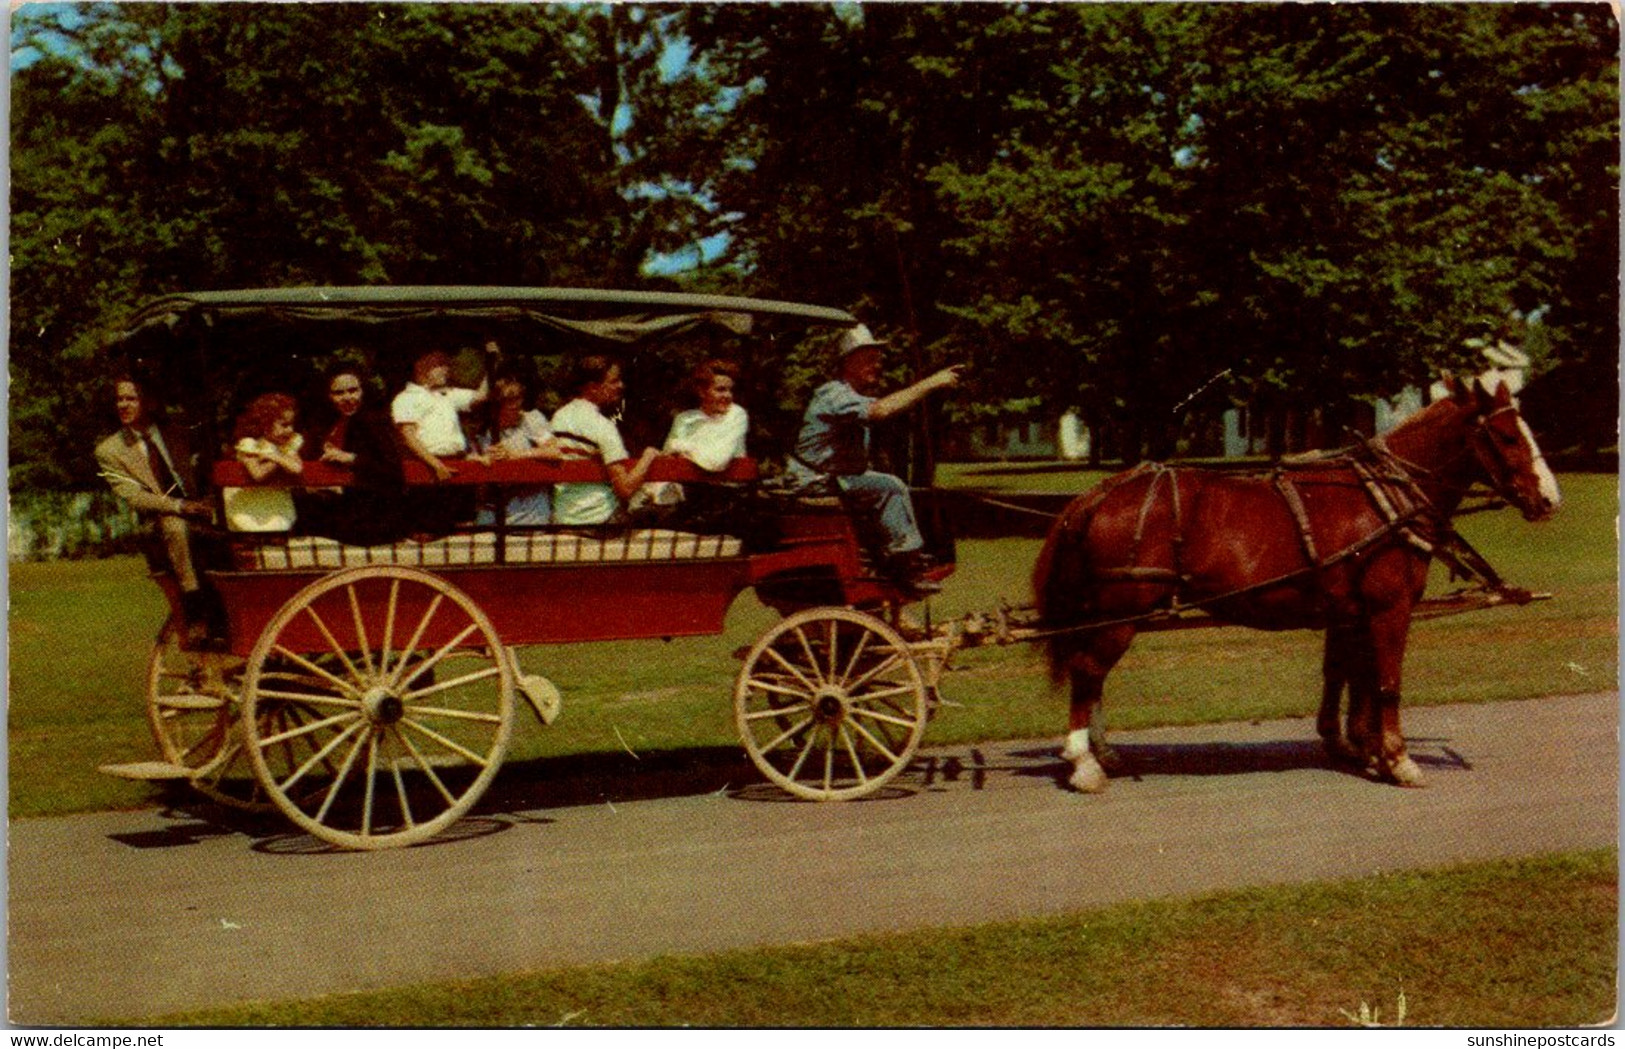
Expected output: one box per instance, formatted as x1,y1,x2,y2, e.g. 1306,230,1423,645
1049,439,1525,635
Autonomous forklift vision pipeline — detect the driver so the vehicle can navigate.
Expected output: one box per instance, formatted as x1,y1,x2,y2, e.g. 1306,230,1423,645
785,324,961,595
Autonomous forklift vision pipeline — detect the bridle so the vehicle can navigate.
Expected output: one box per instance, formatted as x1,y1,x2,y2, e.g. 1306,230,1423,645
1465,403,1544,514
1370,401,1536,517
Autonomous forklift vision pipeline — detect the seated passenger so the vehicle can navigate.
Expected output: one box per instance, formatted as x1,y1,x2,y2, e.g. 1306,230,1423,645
472,369,563,527
636,359,749,521
391,345,491,534
391,347,490,481
94,373,220,645
665,359,748,471
223,393,303,532
784,324,960,595
299,362,410,546
549,355,658,526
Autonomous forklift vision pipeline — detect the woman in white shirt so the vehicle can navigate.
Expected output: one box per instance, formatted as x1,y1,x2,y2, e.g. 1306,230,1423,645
549,356,657,526
665,359,748,470
638,359,749,515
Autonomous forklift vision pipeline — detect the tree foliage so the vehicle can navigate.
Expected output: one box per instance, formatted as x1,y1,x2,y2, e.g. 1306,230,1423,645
9,2,1617,491
10,2,722,487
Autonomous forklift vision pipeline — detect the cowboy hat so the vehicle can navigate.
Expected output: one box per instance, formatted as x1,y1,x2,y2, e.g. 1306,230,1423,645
837,324,887,358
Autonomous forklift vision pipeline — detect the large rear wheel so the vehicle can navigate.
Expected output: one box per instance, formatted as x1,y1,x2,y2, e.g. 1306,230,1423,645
145,618,270,809
734,607,928,800
241,567,514,849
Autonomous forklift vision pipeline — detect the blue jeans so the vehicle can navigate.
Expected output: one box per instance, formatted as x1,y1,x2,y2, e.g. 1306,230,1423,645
836,471,923,556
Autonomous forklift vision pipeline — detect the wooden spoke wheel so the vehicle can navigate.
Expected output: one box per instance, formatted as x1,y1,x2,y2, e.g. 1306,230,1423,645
241,567,514,850
734,607,929,801
145,618,273,810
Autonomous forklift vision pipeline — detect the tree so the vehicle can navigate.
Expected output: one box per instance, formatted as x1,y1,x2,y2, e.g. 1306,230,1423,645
684,3,1082,475
926,3,1617,459
11,3,1615,495
9,3,732,490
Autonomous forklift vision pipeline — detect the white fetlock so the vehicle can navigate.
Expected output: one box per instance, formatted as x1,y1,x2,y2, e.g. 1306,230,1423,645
1061,727,1091,763
1385,754,1427,788
1068,752,1109,793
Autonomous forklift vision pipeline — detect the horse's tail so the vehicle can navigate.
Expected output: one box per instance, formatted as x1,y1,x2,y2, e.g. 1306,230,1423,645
1033,485,1111,688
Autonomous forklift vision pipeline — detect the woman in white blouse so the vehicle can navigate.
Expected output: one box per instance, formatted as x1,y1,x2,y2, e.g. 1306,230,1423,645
664,359,747,470
635,359,749,519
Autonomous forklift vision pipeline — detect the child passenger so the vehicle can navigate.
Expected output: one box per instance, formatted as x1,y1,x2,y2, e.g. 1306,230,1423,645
223,392,304,532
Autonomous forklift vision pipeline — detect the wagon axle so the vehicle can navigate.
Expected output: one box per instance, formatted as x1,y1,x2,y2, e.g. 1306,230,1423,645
811,686,850,725
361,687,406,726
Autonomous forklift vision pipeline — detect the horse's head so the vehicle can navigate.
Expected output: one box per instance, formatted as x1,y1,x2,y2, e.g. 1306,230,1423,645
1441,373,1562,522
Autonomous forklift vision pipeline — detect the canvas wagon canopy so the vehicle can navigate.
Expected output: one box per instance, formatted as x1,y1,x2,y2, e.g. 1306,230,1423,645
105,285,860,450
111,285,858,359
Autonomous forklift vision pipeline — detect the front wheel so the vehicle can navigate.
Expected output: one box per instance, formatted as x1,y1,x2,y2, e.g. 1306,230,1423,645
734,607,928,800
240,567,514,849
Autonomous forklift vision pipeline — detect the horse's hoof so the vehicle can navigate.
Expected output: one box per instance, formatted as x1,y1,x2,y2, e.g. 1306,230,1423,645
1068,758,1109,794
1382,755,1428,788
1094,744,1125,775
1321,737,1363,766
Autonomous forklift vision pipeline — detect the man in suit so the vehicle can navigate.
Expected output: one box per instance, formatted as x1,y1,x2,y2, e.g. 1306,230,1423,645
95,375,218,644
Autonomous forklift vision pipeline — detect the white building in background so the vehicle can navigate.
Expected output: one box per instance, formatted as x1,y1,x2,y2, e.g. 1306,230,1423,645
960,409,1088,460
1057,410,1090,460
1373,386,1427,434
962,417,1058,459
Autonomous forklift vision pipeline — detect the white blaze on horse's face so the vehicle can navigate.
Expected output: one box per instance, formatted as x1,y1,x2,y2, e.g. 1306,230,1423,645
1516,414,1562,520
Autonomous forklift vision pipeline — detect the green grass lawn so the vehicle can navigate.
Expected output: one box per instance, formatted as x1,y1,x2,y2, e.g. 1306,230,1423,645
146,848,1617,1028
8,473,1616,819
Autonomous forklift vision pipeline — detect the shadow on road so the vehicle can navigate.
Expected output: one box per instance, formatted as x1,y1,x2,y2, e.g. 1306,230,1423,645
915,732,1469,791
114,730,1469,852
121,745,759,853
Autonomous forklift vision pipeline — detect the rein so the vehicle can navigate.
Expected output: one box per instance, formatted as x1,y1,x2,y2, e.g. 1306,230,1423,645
967,493,1069,520
1372,402,1526,512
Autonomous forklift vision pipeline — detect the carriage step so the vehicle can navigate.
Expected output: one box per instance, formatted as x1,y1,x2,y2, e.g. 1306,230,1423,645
153,693,229,710
518,674,562,726
97,761,198,781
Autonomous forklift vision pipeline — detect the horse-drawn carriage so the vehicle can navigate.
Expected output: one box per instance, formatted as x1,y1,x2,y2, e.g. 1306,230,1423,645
101,287,959,849
99,286,1560,850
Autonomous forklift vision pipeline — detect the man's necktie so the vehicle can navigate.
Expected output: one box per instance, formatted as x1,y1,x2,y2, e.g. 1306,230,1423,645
144,432,185,498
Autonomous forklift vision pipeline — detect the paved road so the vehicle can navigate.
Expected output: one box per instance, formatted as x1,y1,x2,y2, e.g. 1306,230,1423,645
9,693,1617,1025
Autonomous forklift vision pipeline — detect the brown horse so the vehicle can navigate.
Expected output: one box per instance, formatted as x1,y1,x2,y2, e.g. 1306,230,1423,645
1033,374,1560,792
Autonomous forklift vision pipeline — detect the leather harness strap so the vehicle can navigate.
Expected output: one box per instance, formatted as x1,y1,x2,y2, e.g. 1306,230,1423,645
1270,469,1319,566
